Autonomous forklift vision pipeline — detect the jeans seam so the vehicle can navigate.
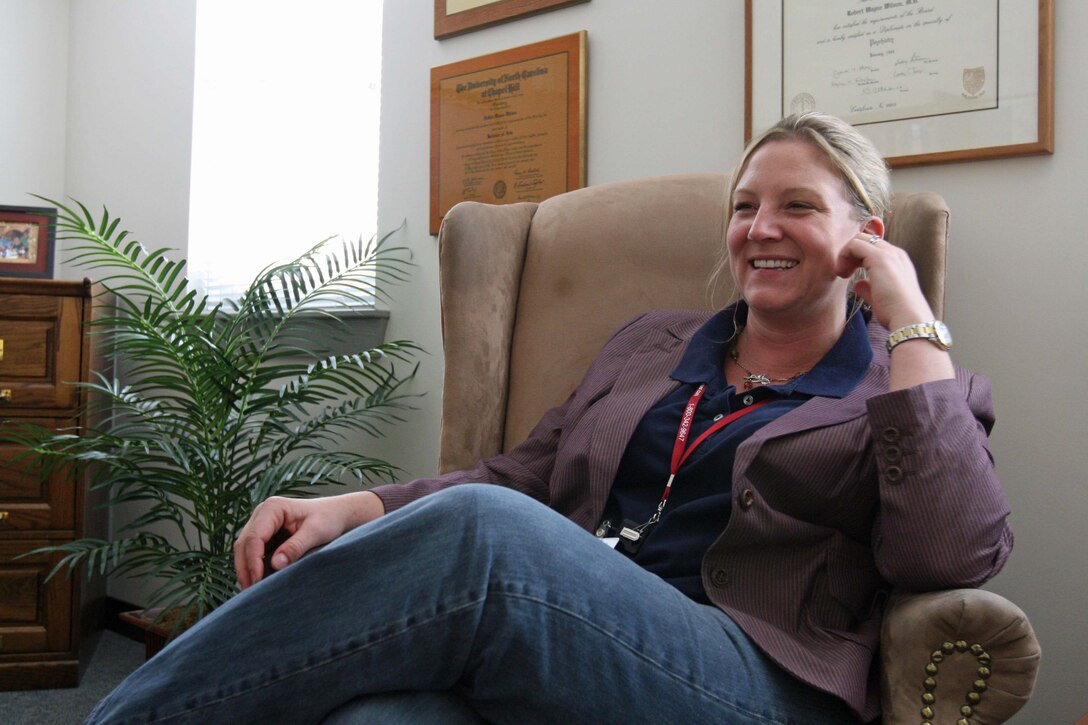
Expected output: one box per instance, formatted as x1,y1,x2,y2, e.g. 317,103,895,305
141,596,489,724
489,588,787,725
137,589,791,725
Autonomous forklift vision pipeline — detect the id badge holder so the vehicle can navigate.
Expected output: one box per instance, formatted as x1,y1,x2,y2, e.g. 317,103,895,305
618,519,646,555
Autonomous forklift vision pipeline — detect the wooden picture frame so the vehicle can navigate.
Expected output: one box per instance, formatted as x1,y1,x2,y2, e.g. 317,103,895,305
435,0,589,39
0,205,56,279
430,32,586,234
745,0,1054,167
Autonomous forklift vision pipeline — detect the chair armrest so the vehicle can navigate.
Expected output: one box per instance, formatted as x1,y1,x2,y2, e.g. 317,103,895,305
880,588,1040,724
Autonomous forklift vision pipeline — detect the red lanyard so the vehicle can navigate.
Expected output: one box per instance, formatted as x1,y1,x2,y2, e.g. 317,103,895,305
649,384,769,527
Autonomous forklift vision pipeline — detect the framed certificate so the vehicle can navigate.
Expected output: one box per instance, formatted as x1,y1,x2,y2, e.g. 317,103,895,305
435,0,589,40
746,0,1054,167
430,32,587,233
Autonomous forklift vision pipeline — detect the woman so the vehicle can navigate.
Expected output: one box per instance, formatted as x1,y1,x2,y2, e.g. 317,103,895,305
88,113,1011,725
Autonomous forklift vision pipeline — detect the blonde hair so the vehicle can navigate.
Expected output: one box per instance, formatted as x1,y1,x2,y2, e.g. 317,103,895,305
728,112,890,223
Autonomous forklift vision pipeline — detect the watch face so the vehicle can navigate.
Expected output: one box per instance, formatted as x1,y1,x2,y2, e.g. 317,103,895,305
934,321,953,348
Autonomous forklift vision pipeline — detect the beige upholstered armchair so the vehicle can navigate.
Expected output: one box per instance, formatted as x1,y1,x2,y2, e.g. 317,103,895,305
435,174,1040,724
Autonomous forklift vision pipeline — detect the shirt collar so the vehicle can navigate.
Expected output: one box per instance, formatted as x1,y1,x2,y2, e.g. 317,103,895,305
671,301,872,398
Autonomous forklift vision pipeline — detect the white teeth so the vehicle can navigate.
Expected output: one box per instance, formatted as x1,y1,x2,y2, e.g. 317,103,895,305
752,259,797,269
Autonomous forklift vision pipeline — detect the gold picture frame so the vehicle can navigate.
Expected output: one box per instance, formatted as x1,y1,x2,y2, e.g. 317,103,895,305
430,32,587,234
745,0,1054,167
435,0,589,40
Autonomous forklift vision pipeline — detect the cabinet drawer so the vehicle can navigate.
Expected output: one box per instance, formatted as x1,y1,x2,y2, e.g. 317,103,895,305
0,418,77,531
0,294,84,410
0,539,72,654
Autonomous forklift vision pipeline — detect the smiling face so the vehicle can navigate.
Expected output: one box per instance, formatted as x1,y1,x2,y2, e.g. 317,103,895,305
726,139,870,326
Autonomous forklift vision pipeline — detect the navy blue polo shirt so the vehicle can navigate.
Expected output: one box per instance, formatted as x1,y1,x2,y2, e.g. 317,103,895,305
599,303,872,603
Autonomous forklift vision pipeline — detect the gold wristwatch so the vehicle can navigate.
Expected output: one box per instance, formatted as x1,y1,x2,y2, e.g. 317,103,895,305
886,321,953,353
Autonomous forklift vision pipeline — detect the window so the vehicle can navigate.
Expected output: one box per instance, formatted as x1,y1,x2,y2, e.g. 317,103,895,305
188,1,383,302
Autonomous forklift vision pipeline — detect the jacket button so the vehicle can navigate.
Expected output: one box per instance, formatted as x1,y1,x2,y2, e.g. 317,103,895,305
711,568,730,586
881,426,900,443
885,465,903,484
739,489,756,510
884,445,902,463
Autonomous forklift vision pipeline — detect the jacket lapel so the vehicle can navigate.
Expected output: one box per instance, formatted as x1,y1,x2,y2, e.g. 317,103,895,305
583,313,709,518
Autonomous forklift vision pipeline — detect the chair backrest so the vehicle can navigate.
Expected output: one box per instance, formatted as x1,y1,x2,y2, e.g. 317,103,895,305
436,173,949,473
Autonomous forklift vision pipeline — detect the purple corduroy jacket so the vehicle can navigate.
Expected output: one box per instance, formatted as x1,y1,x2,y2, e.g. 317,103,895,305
373,309,1013,721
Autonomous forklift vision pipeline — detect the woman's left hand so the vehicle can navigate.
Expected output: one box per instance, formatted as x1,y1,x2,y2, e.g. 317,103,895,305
836,231,936,332
837,231,955,390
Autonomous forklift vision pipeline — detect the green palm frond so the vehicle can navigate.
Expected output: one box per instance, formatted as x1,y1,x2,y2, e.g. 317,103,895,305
7,199,420,629
24,533,173,581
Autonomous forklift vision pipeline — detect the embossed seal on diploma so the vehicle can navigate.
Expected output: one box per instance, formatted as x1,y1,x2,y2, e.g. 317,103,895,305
962,67,986,99
791,92,816,115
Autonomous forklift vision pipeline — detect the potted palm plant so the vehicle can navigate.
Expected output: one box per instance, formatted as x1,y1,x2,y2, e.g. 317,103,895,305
5,199,420,643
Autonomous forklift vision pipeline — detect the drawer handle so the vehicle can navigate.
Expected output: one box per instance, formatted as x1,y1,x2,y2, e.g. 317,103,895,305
0,389,10,403
0,337,4,361
0,511,8,523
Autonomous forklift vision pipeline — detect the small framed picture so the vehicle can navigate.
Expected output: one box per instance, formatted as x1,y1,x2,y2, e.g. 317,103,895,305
0,205,56,279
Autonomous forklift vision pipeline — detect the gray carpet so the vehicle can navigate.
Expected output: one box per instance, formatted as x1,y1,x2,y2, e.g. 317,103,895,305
0,630,143,725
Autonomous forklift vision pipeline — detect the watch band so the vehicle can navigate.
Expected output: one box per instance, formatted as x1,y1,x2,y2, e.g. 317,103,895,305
886,321,952,353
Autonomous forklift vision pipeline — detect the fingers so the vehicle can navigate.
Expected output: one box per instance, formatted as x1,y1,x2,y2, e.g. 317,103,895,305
851,277,873,307
835,230,881,278
835,247,864,279
233,491,386,590
839,232,933,328
234,497,291,589
234,494,372,589
262,528,293,574
235,535,266,590
267,525,323,573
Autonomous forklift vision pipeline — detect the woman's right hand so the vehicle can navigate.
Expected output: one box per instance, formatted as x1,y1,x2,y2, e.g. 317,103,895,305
233,490,385,589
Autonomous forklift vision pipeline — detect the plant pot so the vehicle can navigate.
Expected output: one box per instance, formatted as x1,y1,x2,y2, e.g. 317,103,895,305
117,608,195,660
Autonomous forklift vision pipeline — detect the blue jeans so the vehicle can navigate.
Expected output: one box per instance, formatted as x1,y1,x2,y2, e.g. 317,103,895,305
86,485,858,724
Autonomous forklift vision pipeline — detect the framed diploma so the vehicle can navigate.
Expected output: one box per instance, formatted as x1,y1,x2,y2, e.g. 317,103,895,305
435,0,589,40
430,32,587,234
746,0,1054,167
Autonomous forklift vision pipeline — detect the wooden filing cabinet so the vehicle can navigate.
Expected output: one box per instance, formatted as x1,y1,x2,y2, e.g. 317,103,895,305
0,278,105,690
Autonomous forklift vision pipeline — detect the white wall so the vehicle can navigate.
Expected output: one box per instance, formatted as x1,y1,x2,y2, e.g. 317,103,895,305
3,0,1084,721
376,2,1085,722
65,0,197,606
0,0,195,278
0,0,69,211
62,0,196,283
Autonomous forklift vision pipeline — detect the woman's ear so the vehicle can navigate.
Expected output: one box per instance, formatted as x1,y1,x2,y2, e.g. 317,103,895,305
863,216,886,239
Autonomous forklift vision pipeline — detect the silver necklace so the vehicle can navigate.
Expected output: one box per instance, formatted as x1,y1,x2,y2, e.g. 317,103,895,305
728,346,809,390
